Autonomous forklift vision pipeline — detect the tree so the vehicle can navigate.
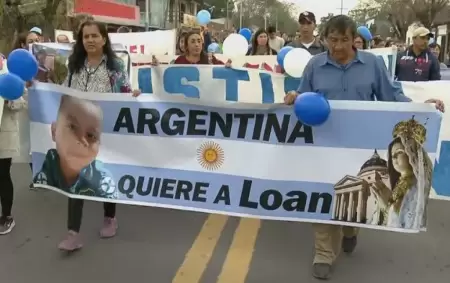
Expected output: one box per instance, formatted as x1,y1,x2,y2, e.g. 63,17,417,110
232,0,299,34
317,13,334,36
349,0,450,40
203,0,235,19
0,0,66,53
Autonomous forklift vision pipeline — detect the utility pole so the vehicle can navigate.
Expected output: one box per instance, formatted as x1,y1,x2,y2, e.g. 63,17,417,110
340,0,344,14
239,1,243,29
145,0,150,30
264,0,267,29
275,10,278,31
226,0,229,30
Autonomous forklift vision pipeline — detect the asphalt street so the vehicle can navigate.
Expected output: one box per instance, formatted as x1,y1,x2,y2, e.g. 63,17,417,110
1,163,450,283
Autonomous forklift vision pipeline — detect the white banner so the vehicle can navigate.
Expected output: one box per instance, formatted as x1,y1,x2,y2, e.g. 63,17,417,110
23,44,450,201
108,30,177,56
29,81,441,232
54,29,177,56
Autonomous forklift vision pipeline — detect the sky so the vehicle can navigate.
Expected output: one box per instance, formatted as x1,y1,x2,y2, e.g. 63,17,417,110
286,0,359,20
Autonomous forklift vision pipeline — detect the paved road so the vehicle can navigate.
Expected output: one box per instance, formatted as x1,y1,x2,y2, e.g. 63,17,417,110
1,163,450,283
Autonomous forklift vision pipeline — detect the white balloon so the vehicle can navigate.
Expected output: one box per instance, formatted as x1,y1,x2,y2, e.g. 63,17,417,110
222,34,249,57
283,48,312,78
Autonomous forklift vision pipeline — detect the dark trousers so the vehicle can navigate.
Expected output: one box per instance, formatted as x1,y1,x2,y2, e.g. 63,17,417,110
67,199,116,232
0,158,13,217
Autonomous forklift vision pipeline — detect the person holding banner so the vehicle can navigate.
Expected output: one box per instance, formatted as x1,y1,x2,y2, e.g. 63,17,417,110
0,62,28,235
173,31,231,66
285,15,444,280
52,20,140,252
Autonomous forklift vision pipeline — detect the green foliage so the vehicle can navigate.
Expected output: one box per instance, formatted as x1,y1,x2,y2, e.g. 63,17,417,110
317,13,335,36
0,0,66,54
203,0,235,19
349,0,450,40
228,0,299,34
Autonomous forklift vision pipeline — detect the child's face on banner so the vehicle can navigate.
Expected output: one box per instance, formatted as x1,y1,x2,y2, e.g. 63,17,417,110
52,98,102,172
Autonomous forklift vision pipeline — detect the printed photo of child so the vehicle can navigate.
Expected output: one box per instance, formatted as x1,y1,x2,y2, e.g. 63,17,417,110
33,95,117,199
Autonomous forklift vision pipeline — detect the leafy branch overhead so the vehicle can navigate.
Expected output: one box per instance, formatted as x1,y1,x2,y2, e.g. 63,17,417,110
349,0,450,40
0,0,68,53
206,0,299,34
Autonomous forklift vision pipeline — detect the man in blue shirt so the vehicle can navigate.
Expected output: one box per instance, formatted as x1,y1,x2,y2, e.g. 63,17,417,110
285,15,444,280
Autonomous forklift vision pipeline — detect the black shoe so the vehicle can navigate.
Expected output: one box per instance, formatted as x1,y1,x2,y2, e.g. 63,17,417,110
0,216,15,235
342,236,357,254
312,263,332,280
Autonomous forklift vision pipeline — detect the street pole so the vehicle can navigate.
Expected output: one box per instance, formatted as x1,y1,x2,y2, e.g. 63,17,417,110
264,0,267,29
340,0,344,14
239,1,243,29
145,0,150,30
275,11,278,31
226,0,229,30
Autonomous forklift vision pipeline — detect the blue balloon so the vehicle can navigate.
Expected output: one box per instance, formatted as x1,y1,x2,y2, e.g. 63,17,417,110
357,26,372,41
196,10,211,25
277,46,293,68
239,28,252,41
0,73,25,100
294,92,330,126
207,43,220,53
7,49,38,81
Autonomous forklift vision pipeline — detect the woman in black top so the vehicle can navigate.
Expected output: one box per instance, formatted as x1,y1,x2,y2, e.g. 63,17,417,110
246,29,278,56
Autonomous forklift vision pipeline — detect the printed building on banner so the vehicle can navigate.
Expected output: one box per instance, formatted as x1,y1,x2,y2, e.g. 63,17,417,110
333,150,389,225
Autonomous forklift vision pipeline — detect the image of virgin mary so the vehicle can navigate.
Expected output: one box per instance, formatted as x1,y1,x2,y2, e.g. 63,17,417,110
372,117,433,229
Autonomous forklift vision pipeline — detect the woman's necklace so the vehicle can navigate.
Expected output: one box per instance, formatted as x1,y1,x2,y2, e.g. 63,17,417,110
388,173,415,213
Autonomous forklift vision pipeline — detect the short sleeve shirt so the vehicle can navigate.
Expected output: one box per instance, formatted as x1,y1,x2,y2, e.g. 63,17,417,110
69,58,113,93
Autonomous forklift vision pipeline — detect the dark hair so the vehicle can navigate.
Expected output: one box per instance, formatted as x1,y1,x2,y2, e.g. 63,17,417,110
68,20,118,74
323,15,357,38
12,32,28,50
385,40,393,47
117,26,132,33
267,26,276,33
176,32,187,55
250,29,271,55
387,137,402,194
429,42,440,49
354,34,368,49
373,35,384,46
183,31,209,64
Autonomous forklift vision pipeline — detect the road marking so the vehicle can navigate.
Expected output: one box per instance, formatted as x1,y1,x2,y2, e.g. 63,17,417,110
216,218,261,283
172,214,228,283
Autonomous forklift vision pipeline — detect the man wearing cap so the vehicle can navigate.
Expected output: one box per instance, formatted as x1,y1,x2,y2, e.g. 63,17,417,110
395,27,441,81
288,12,326,55
29,27,43,42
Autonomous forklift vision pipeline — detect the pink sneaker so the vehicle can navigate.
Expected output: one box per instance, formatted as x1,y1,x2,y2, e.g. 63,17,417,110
100,217,118,238
58,231,83,251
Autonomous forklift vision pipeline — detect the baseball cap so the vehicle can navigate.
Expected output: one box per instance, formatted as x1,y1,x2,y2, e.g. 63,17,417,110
412,27,433,38
30,27,42,35
299,11,316,24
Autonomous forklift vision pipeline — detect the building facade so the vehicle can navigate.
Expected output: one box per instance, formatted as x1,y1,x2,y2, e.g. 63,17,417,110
332,150,390,225
67,0,202,30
